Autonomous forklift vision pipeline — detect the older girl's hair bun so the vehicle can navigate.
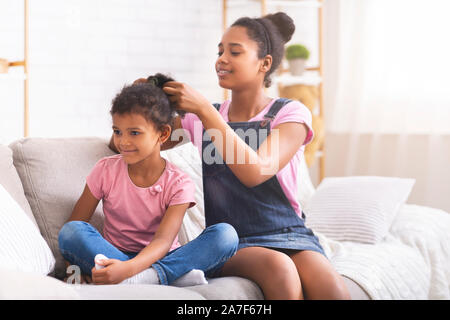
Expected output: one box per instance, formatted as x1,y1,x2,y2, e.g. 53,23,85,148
264,12,295,43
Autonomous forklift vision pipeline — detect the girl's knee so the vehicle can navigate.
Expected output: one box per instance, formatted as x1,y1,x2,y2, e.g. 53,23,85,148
329,274,351,300
305,270,351,300
258,251,301,299
206,223,239,255
58,220,89,250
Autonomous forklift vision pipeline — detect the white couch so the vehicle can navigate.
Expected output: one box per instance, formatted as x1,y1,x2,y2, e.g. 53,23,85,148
1,137,449,300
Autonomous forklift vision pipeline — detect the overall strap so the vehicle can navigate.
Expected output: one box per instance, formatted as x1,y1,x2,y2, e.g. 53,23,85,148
213,99,291,124
263,98,292,120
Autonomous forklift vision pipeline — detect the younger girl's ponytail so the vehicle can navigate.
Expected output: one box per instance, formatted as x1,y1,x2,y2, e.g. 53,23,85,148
146,73,187,118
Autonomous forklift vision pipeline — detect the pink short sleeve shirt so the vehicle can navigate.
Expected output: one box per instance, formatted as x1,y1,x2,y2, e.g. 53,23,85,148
86,155,196,252
180,98,314,217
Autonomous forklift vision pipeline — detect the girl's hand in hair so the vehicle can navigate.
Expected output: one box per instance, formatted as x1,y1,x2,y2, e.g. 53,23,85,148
162,81,212,117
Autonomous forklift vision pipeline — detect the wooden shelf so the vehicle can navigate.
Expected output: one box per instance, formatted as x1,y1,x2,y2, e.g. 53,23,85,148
0,0,29,137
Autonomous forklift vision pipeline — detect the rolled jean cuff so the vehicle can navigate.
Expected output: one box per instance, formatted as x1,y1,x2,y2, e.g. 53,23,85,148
151,262,168,285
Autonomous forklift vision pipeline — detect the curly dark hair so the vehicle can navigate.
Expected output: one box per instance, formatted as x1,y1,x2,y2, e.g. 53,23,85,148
231,12,295,88
110,73,185,130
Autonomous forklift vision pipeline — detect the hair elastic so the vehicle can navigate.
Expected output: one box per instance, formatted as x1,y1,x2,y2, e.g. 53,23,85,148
147,76,159,87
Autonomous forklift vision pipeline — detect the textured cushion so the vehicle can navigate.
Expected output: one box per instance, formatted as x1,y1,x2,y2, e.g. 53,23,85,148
10,137,115,279
0,184,55,275
0,144,36,227
304,176,415,244
161,143,205,245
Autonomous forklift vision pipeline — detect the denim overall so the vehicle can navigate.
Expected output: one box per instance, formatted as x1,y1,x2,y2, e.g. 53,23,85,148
202,98,326,256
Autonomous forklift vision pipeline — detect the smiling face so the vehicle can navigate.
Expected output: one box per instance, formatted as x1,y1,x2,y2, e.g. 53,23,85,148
112,112,169,165
215,26,271,90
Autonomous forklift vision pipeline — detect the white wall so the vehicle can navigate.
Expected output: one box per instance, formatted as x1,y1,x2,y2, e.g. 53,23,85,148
2,1,447,211
308,133,450,213
0,0,224,145
0,0,320,146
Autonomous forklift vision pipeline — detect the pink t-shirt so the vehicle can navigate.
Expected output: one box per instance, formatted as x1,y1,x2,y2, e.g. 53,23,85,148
86,155,196,253
180,98,314,217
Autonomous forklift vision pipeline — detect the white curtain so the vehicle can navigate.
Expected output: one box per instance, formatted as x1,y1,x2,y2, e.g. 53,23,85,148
323,0,450,212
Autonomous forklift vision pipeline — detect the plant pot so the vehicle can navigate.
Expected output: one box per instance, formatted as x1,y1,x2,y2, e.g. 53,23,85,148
288,58,306,76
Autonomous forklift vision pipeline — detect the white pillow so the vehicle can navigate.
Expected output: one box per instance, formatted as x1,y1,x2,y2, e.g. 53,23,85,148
303,176,415,244
162,143,205,244
0,183,55,275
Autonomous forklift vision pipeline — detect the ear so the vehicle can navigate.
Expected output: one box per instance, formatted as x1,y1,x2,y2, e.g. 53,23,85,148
260,55,273,72
159,124,172,144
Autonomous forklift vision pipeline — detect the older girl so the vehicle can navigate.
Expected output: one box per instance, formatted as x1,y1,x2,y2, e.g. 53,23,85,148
129,13,349,299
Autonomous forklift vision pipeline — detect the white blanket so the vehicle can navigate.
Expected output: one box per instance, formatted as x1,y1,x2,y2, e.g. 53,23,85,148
164,143,450,300
318,204,450,299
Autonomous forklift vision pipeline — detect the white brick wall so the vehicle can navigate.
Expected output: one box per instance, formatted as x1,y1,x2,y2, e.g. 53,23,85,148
0,0,318,145
0,0,225,144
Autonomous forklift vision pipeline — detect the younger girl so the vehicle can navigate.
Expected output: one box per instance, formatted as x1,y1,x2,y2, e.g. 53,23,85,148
159,13,351,299
58,73,238,286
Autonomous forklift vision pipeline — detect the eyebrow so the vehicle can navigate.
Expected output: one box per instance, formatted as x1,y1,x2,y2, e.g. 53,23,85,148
112,126,142,130
218,42,243,48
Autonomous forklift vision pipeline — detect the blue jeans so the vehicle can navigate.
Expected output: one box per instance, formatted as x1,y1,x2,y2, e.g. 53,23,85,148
58,221,238,285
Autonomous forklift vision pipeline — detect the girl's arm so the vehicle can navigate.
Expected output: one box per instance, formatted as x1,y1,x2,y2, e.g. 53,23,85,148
198,105,307,187
64,184,100,284
128,202,189,275
163,82,307,188
67,184,100,222
92,202,189,284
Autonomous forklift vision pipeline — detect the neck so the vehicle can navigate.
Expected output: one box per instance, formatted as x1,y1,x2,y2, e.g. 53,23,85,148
229,87,272,122
128,153,166,182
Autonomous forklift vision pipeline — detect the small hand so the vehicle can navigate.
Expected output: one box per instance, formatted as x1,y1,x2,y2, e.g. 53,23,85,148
91,258,132,285
162,81,212,116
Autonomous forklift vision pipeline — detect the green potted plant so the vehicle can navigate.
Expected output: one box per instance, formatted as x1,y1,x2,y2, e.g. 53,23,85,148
285,44,310,76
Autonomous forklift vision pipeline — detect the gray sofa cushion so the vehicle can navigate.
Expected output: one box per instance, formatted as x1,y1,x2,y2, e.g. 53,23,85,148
187,277,264,300
0,144,37,227
76,283,205,300
0,267,80,300
10,137,115,279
